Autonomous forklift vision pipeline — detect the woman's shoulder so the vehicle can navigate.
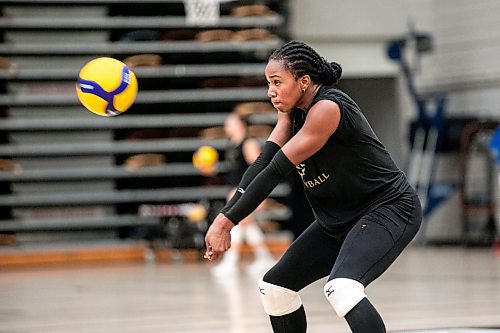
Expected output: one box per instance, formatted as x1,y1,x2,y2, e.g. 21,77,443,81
310,86,345,111
315,86,360,113
316,86,350,101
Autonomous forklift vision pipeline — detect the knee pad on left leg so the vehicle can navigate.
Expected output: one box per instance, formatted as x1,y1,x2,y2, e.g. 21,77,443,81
324,278,366,317
258,278,302,316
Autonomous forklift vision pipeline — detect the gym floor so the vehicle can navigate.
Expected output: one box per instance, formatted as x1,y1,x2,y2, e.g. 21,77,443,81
1,246,499,333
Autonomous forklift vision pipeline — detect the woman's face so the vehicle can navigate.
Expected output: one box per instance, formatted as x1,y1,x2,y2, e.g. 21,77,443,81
265,59,303,113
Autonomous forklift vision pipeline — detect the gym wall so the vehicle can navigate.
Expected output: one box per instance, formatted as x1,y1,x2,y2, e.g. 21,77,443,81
288,0,500,243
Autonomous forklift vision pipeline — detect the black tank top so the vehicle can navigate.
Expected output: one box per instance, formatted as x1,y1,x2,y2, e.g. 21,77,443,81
225,138,249,186
290,86,410,237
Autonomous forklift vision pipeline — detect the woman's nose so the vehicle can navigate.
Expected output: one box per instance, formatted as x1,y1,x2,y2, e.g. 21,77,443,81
267,87,276,98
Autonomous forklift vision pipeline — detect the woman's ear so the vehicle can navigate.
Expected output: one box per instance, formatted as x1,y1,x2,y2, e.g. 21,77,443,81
299,75,312,90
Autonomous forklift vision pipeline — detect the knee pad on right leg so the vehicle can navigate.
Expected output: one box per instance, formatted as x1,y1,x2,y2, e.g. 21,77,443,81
258,278,302,316
324,278,366,318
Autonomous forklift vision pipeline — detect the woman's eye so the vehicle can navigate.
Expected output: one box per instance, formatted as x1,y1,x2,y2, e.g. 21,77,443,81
274,80,280,86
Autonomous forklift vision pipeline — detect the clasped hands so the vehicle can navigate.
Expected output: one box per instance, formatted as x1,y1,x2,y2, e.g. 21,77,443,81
204,213,235,261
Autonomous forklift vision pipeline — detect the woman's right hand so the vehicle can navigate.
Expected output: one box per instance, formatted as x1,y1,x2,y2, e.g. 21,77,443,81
204,213,235,261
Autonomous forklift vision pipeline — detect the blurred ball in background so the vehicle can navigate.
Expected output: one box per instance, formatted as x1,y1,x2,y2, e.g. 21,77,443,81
193,145,219,176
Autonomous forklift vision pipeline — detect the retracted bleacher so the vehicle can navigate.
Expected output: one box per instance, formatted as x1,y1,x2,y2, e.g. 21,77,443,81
0,0,289,257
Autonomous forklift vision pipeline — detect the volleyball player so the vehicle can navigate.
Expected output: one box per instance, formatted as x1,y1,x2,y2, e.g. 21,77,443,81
211,112,275,277
204,40,422,333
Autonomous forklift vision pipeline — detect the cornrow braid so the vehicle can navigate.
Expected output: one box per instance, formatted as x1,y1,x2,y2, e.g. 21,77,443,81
269,40,342,86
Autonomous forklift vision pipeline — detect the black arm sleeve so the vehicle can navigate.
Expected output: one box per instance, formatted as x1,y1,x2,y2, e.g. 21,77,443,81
223,150,295,224
220,140,280,215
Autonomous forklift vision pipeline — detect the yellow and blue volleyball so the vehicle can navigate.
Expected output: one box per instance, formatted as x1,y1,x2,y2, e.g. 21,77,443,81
76,57,138,117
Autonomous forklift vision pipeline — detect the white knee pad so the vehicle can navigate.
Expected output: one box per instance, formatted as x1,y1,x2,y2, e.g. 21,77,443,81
258,278,302,316
323,278,366,318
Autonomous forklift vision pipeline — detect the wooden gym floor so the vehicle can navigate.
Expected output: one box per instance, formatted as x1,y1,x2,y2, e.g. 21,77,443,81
1,245,499,333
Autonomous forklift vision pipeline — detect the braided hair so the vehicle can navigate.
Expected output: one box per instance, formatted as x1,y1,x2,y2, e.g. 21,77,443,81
269,40,342,86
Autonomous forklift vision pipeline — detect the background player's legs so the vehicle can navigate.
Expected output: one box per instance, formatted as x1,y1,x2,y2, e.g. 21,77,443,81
261,221,342,333
211,223,243,276
243,219,275,275
211,214,274,277
328,191,422,333
213,190,274,277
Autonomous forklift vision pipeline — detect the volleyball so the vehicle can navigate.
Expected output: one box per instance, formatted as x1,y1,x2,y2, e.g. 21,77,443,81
193,145,219,175
76,57,138,117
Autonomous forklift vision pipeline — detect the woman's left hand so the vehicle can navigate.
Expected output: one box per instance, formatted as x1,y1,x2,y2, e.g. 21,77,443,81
204,213,235,261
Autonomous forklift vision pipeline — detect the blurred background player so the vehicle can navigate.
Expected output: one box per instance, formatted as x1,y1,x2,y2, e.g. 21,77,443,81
197,112,275,277
216,112,275,277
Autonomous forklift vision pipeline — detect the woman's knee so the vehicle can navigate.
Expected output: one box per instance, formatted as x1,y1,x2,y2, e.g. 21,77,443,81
258,276,303,317
323,278,366,317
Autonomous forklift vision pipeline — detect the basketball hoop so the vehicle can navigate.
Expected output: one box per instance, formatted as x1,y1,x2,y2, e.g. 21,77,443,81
183,0,221,26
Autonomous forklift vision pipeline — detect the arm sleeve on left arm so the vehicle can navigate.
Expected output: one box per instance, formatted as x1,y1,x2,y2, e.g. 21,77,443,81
220,140,280,216
223,150,295,224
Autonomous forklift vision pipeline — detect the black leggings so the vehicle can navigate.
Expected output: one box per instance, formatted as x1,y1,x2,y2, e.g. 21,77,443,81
262,191,422,332
264,191,421,289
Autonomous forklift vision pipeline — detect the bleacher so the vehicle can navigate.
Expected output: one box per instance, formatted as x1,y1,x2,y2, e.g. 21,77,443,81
0,0,291,264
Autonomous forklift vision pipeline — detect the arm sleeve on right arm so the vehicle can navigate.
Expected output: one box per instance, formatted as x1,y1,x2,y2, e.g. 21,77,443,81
220,140,280,215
